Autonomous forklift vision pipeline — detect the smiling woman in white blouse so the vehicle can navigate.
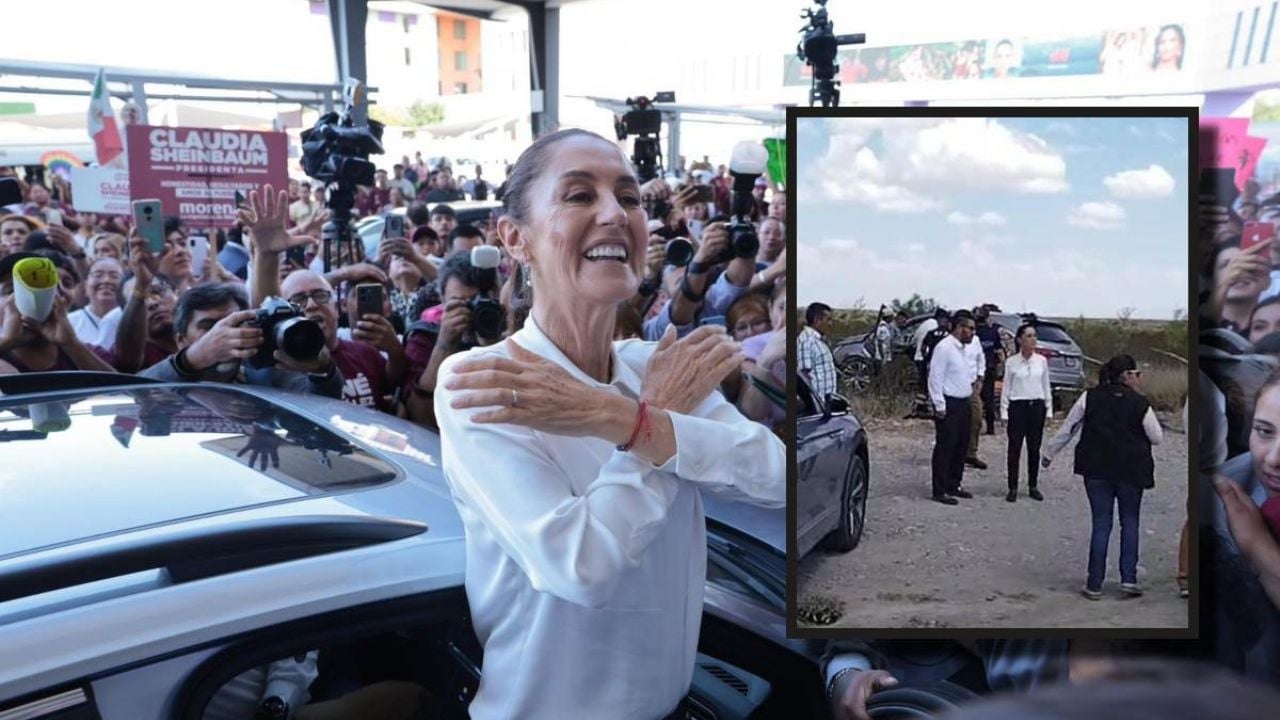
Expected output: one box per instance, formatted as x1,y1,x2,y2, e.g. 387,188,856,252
1001,323,1052,503
433,128,786,720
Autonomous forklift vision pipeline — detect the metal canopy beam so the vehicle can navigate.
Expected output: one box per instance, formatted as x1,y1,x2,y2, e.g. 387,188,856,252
0,59,355,97
329,0,369,122
502,1,558,136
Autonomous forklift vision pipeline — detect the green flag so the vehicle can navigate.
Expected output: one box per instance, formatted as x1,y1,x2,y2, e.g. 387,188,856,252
764,137,786,189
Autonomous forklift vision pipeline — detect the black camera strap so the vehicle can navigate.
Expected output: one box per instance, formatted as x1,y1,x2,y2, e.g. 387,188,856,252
680,276,707,304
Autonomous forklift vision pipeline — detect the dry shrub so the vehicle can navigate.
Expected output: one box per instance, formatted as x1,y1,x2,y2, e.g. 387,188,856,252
1140,363,1188,414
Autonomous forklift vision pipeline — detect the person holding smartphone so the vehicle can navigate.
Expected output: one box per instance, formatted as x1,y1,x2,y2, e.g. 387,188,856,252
241,187,400,413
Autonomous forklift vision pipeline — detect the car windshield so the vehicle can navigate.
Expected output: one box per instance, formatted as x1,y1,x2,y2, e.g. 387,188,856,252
0,386,398,559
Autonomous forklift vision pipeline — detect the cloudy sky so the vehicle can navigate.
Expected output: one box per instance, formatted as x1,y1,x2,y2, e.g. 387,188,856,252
796,115,1189,320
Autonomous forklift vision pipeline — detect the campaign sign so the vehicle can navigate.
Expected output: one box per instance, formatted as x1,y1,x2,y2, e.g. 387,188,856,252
126,125,287,228
69,167,131,215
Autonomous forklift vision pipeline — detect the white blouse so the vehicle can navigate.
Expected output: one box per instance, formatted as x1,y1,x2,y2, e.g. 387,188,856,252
435,318,785,720
1000,352,1052,421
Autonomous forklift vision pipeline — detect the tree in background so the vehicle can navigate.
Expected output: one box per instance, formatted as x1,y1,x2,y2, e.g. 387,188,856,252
890,293,940,317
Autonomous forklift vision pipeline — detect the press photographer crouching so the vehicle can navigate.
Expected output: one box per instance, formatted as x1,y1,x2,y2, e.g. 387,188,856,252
137,281,342,398
403,249,505,429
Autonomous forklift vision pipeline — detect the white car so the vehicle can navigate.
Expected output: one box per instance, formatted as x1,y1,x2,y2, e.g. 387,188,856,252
355,201,503,259
0,373,817,720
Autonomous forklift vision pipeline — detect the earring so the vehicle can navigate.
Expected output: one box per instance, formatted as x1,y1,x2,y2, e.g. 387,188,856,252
524,265,534,288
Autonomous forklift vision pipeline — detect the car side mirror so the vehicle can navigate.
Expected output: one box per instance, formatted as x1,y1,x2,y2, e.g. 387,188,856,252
828,394,850,415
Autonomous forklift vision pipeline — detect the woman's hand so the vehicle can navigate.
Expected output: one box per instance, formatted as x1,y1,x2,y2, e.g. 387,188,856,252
1218,241,1271,294
757,330,786,374
1216,476,1278,565
642,325,743,415
31,296,77,348
1216,476,1280,610
444,339,611,434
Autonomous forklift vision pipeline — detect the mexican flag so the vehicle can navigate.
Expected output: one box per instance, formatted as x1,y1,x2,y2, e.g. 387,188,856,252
87,69,123,166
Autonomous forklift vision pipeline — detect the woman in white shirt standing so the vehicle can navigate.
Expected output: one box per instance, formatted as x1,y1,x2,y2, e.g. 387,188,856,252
1042,354,1164,601
434,128,785,720
1001,323,1052,503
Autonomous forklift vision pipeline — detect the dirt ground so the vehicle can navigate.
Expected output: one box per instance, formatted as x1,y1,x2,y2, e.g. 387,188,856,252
797,412,1190,629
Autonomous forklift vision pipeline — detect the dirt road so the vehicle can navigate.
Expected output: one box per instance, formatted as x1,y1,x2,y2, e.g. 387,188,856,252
797,413,1190,629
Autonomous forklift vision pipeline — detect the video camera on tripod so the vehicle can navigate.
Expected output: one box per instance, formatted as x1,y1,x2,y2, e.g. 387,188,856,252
797,0,865,107
614,91,675,184
300,79,385,272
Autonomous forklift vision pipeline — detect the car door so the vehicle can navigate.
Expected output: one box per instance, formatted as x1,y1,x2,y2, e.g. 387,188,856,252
795,378,853,558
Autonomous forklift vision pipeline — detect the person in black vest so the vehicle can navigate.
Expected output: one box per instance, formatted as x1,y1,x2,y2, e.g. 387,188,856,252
913,307,950,416
1041,355,1164,600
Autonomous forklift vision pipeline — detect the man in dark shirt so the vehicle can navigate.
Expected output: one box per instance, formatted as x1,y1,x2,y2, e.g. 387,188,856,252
921,310,951,372
974,306,1003,435
280,269,400,412
421,168,465,203
138,282,343,397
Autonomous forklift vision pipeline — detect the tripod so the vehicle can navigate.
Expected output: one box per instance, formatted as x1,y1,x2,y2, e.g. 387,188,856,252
320,183,363,273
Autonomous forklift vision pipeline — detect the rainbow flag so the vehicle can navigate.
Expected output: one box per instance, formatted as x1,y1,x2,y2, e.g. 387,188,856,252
40,150,85,180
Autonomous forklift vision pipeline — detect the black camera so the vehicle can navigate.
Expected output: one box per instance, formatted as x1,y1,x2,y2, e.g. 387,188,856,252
614,92,674,184
727,218,759,260
468,296,505,340
300,79,385,273
797,0,865,107
467,246,506,340
300,114,385,187
248,297,327,369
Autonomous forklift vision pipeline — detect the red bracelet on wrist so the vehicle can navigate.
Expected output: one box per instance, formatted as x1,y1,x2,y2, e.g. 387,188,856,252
618,400,649,453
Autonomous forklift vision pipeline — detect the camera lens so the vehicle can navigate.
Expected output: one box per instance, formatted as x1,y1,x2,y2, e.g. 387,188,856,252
470,297,506,339
664,237,693,267
275,317,326,363
731,226,759,259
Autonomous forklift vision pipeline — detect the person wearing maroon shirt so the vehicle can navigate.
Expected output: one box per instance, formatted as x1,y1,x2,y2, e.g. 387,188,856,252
240,184,404,413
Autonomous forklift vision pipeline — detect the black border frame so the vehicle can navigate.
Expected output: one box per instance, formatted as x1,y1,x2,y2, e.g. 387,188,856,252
786,105,1199,640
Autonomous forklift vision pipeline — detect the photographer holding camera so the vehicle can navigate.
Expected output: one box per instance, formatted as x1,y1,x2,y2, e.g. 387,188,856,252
642,220,758,341
239,185,400,411
403,251,504,429
137,281,342,398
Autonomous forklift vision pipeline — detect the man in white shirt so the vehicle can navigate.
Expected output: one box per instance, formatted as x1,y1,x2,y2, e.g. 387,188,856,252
928,310,978,505
67,256,123,351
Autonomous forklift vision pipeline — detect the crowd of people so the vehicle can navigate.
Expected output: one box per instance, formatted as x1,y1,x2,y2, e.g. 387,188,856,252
1198,167,1280,685
1,131,791,719
0,149,788,439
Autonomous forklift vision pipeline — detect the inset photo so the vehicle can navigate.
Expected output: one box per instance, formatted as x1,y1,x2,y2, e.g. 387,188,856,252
792,109,1193,632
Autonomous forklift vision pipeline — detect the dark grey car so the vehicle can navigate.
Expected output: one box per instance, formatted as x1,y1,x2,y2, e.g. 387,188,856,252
795,377,869,559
